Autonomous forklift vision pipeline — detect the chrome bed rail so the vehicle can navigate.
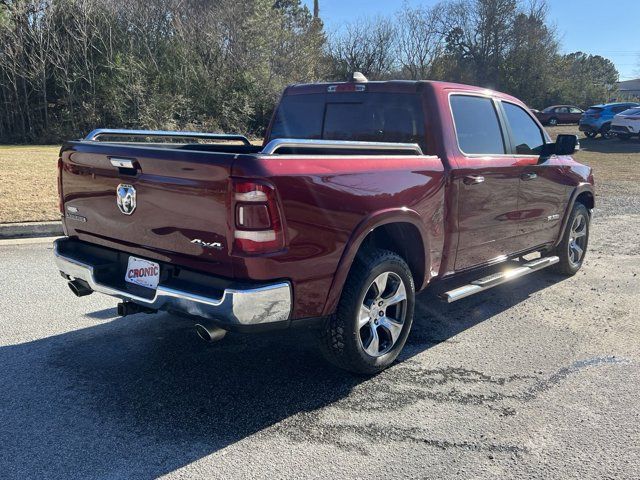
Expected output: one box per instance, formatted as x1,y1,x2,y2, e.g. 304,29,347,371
261,138,424,155
84,128,251,145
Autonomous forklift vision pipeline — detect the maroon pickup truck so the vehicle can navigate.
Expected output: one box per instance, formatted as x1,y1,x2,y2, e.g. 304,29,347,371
55,78,594,374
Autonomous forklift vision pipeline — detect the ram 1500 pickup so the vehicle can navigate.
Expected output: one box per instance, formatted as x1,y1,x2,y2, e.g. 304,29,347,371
54,78,594,374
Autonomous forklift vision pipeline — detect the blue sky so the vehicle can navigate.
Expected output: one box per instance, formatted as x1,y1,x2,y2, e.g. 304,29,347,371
303,0,640,80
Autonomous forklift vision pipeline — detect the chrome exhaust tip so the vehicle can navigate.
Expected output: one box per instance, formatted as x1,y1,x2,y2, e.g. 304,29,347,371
68,280,93,297
195,322,227,343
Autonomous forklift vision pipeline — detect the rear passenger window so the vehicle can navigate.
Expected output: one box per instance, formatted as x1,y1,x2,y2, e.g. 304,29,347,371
503,102,545,155
450,95,505,155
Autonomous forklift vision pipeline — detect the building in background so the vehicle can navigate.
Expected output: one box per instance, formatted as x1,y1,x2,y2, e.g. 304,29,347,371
617,79,640,101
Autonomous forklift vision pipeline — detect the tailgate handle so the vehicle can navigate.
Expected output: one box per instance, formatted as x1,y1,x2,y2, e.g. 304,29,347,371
110,157,139,175
110,158,135,169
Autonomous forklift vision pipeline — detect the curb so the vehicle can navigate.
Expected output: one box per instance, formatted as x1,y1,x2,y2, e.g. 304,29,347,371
0,221,63,239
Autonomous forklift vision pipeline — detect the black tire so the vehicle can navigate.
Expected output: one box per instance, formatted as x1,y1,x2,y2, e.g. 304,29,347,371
551,203,590,276
319,249,415,375
600,124,613,139
548,117,558,126
584,131,597,139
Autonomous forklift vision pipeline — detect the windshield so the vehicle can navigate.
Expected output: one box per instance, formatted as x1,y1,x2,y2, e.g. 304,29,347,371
269,92,427,150
585,107,604,114
542,106,556,113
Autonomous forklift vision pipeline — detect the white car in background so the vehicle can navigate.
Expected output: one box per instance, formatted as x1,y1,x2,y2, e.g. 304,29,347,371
611,107,640,140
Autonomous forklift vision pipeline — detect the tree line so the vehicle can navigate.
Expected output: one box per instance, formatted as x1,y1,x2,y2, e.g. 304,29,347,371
330,1,619,109
0,0,619,144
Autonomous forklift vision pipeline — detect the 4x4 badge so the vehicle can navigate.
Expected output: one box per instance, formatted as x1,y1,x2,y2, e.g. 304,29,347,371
191,238,223,250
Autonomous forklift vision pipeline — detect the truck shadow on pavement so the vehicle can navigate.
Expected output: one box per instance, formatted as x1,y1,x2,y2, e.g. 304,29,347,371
0,271,568,478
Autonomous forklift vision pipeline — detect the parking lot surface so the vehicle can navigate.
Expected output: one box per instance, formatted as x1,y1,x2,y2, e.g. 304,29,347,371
1,134,638,479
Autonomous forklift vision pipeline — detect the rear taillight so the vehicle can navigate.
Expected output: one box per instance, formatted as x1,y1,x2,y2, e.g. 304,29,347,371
57,157,64,214
592,113,601,119
232,180,285,254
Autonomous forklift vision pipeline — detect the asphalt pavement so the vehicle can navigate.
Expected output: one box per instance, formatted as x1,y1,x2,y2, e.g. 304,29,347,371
0,209,638,479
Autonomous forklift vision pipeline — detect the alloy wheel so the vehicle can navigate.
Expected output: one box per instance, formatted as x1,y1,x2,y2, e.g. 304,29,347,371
568,213,588,266
357,272,408,357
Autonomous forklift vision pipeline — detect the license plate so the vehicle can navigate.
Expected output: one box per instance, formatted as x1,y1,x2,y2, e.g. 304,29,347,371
125,256,160,290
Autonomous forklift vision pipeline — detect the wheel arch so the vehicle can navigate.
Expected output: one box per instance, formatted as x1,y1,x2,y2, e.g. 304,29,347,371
554,185,594,248
358,222,426,288
575,190,595,210
321,209,430,317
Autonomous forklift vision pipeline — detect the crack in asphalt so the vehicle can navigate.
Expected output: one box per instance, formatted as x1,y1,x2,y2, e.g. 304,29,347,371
275,356,630,455
278,421,529,456
336,356,629,412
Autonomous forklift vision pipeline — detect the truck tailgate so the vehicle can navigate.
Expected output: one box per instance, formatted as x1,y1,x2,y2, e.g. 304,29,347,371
60,143,236,276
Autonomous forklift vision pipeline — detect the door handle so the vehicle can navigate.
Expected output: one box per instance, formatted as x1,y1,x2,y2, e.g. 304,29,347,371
521,172,538,181
463,175,485,185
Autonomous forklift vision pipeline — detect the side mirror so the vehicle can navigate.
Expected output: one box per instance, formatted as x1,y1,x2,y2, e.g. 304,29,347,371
555,134,579,155
539,134,579,162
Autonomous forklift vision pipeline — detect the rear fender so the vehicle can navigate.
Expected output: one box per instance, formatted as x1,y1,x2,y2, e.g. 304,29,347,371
321,208,429,316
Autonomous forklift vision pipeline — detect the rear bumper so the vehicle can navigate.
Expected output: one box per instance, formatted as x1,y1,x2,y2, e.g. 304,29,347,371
53,238,292,327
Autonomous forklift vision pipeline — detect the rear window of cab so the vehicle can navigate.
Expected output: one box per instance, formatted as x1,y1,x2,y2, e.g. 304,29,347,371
268,92,427,150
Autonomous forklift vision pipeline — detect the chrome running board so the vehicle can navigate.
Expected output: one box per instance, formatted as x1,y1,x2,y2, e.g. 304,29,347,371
440,256,559,303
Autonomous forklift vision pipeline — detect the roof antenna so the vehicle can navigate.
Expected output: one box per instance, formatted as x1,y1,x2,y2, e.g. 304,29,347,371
352,72,368,83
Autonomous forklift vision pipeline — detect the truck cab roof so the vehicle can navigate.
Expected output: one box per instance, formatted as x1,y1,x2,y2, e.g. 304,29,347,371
284,80,524,104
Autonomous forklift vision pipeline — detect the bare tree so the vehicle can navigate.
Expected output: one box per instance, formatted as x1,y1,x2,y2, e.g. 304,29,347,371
396,3,446,80
329,16,397,80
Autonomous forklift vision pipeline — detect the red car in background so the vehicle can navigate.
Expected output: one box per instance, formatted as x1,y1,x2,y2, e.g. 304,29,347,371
533,105,584,126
